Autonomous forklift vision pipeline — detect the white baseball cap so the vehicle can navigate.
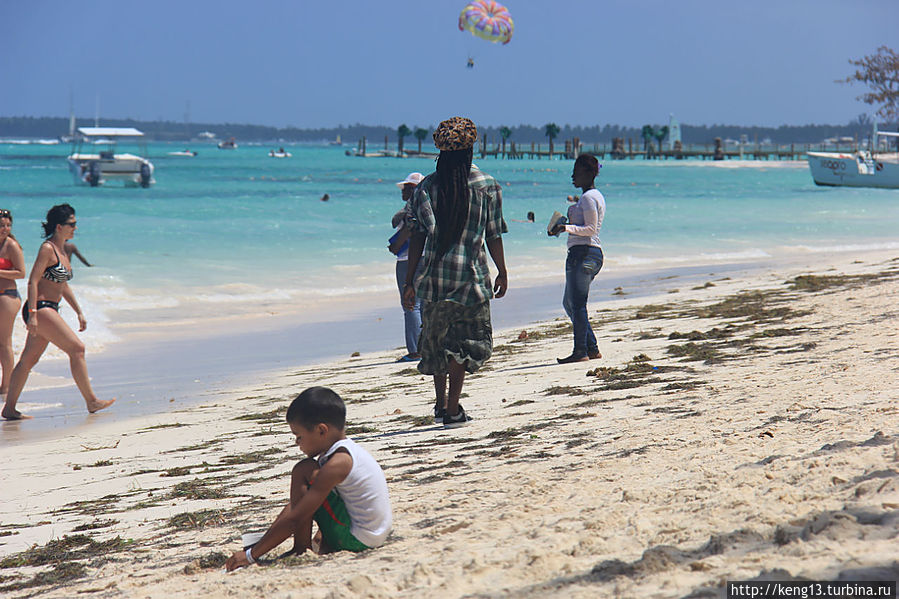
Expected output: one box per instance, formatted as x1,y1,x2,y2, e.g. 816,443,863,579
395,172,424,188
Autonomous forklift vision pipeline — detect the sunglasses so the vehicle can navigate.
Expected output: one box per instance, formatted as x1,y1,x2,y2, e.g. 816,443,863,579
62,221,77,227
0,210,10,218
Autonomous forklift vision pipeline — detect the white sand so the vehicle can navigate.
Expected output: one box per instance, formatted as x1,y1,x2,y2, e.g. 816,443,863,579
1,251,897,598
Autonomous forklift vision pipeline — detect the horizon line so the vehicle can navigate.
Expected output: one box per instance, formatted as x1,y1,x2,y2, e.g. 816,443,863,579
2,115,896,131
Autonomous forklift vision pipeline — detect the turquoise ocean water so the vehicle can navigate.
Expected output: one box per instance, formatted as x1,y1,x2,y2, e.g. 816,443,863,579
4,141,898,298
1,140,897,435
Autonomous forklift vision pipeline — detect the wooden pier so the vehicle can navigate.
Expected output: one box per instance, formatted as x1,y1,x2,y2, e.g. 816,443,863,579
348,135,857,161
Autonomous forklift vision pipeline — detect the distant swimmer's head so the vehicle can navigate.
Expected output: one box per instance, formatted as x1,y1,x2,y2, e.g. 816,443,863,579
433,117,477,152
43,204,76,238
526,211,535,222
320,193,330,202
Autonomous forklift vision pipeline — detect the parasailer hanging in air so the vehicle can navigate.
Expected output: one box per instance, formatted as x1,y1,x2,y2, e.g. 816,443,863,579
458,0,514,68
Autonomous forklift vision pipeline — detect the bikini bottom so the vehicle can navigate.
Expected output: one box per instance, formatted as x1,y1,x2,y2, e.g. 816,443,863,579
22,300,59,325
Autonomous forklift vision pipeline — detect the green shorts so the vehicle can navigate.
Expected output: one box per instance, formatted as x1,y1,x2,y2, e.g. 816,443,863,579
418,300,493,376
313,489,369,552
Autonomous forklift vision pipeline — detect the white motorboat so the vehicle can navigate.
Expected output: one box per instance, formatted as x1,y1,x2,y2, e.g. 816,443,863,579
269,148,291,158
218,137,238,149
807,130,899,189
67,127,154,188
168,149,198,157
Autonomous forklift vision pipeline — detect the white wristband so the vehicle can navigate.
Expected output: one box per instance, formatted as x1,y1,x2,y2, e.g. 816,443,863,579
245,548,256,565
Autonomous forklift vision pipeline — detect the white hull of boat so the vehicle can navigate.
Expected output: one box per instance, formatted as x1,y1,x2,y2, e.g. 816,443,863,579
67,153,155,187
807,151,899,189
269,151,291,158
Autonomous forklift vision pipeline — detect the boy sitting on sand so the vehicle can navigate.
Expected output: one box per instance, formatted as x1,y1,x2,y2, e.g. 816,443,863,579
225,387,392,570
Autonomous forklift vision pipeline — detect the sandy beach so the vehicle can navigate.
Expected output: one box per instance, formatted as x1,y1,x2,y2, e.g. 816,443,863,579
1,250,898,598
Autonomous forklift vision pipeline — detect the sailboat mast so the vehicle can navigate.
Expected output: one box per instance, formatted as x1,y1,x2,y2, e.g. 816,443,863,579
68,89,76,136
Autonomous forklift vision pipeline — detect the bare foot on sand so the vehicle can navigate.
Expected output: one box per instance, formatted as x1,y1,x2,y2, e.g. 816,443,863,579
87,398,116,414
2,409,33,420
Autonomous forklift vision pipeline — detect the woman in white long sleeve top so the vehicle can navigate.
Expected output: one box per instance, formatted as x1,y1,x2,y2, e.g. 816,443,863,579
551,155,605,364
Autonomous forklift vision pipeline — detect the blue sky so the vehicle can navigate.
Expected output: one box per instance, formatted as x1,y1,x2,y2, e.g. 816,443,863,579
1,0,896,128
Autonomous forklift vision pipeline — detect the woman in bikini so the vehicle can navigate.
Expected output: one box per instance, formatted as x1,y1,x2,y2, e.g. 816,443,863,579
0,209,25,401
1,204,114,420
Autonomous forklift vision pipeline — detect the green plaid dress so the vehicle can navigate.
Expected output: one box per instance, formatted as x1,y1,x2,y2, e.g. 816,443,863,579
405,167,507,374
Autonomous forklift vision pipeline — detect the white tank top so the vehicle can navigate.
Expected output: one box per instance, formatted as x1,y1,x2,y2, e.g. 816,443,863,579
318,438,392,547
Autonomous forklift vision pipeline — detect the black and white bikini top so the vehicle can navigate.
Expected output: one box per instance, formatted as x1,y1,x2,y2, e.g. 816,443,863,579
42,243,73,283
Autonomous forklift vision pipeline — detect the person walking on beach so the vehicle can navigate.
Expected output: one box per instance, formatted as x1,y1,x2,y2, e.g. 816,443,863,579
225,386,392,569
550,154,605,364
389,172,424,362
1,204,114,420
0,209,25,401
403,117,508,428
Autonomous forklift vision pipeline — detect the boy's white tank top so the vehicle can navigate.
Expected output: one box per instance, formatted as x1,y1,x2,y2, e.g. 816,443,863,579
318,438,392,547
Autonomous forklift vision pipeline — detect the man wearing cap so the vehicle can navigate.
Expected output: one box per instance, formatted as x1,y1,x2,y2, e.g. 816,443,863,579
389,172,425,362
402,117,508,428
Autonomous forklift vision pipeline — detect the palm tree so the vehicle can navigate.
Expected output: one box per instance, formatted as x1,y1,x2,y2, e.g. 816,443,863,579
499,126,512,158
654,126,669,157
397,124,411,154
641,125,655,156
414,127,428,153
544,123,560,158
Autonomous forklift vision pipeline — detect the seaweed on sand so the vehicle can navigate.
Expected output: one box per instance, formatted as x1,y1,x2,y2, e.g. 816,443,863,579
167,509,227,530
0,535,133,568
666,342,722,363
543,385,588,396
183,551,228,574
72,519,118,532
689,290,803,324
504,399,535,408
787,270,899,292
219,447,284,466
390,414,434,427
164,438,223,453
232,408,284,425
169,479,228,500
138,422,187,433
668,327,738,341
0,562,87,592
346,423,379,435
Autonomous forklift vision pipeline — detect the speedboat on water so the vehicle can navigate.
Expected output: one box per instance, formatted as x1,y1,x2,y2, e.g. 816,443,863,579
807,130,899,189
218,137,238,149
67,127,154,188
269,148,291,158
168,149,198,157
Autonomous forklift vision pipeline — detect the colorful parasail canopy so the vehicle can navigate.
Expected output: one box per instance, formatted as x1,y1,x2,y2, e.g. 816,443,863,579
458,0,514,45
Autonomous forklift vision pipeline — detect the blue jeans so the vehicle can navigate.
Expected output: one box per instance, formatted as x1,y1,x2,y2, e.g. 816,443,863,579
563,245,603,357
395,260,422,355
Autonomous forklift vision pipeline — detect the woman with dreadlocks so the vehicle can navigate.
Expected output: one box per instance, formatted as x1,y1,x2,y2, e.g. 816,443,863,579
402,117,508,428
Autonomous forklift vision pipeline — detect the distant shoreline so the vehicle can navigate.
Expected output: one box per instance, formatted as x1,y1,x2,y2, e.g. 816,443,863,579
8,246,893,443
2,116,894,145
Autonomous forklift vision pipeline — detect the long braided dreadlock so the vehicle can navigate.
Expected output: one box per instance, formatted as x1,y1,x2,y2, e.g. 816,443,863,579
432,148,473,256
